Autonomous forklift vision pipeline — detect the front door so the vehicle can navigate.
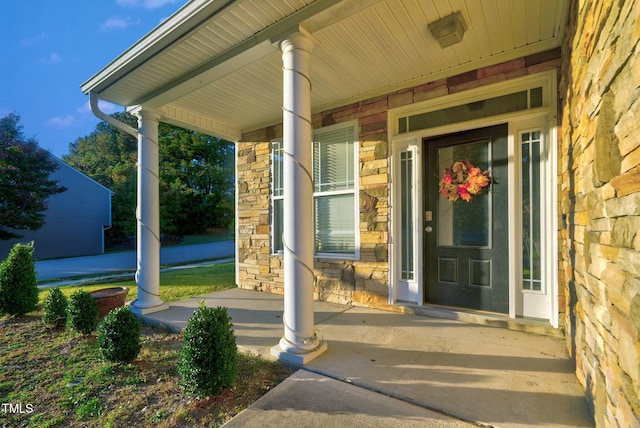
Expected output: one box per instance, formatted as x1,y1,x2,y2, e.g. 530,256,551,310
424,124,509,313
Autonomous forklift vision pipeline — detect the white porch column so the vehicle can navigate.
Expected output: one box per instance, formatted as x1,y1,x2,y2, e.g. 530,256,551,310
271,29,327,364
130,107,168,315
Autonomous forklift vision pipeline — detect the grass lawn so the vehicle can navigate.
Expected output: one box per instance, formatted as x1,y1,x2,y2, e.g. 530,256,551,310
39,262,236,305
0,262,295,427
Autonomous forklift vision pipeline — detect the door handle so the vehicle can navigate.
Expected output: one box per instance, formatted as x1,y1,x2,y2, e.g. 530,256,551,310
425,226,433,233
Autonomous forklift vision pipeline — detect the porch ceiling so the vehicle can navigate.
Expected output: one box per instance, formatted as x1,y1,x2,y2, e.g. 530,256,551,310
81,0,568,141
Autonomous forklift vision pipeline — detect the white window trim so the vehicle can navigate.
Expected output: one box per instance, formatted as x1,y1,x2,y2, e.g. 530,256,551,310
271,120,360,260
313,120,360,260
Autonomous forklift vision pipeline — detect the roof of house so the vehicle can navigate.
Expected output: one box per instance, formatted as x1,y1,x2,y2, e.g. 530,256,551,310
82,0,568,141
50,154,113,195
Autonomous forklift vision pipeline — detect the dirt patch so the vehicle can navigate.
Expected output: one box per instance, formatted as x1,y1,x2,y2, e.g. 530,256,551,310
0,315,293,427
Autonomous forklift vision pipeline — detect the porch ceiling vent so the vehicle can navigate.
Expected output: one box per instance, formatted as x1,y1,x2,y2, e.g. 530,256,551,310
428,11,468,48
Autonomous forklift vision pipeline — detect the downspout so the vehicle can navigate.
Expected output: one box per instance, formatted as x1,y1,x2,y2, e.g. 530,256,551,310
89,91,138,137
102,190,114,254
90,92,132,255
90,91,136,256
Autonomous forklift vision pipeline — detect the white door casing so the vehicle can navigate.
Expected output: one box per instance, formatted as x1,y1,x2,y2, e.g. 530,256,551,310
389,71,558,326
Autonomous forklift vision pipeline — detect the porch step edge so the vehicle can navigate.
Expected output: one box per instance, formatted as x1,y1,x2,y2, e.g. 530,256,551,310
400,304,565,339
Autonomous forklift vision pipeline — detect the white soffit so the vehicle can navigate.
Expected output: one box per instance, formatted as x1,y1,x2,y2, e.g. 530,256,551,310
83,0,568,140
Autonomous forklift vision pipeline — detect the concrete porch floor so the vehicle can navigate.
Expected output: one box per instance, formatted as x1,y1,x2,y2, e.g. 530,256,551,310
142,288,594,427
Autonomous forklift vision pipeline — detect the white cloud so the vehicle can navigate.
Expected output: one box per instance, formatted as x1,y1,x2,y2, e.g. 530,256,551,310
39,52,62,64
47,115,76,128
20,32,50,47
116,0,181,10
100,16,140,32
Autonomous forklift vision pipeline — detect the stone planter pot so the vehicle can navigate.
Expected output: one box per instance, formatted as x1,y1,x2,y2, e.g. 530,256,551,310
90,287,129,318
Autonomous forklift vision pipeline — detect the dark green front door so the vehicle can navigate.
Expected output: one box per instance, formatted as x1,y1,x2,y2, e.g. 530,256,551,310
424,124,509,313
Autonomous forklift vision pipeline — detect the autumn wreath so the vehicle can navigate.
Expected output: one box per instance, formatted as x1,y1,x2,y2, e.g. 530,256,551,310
438,160,491,202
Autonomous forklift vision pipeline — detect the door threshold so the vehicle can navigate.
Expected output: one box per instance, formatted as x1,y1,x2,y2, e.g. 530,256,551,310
399,303,564,339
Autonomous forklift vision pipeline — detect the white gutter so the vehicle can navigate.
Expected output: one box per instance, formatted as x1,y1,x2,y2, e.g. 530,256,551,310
89,91,138,137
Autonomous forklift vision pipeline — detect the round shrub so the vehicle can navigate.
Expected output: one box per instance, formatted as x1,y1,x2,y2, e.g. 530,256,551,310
97,306,141,363
67,291,99,335
178,304,238,397
0,242,38,316
42,287,68,327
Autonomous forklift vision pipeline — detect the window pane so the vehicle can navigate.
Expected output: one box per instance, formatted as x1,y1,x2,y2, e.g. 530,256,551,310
438,141,490,247
314,127,354,192
315,194,355,253
521,132,542,291
400,151,414,280
272,141,283,197
273,198,283,253
522,139,531,288
532,140,541,282
530,87,543,108
399,117,408,134
272,141,284,253
409,91,528,132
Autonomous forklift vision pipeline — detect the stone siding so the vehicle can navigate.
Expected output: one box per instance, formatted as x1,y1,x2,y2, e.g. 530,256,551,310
558,0,640,425
237,48,561,310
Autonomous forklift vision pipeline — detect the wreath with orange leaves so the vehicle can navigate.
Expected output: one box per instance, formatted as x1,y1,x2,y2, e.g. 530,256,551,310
438,160,492,202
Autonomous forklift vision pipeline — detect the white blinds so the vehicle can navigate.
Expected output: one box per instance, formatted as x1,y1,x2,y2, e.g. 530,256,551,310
313,125,356,254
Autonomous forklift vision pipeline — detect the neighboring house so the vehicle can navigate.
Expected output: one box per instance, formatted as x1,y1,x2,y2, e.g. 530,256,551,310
0,155,112,260
81,0,639,425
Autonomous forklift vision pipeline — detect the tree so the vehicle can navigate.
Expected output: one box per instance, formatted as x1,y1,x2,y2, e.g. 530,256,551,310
0,114,66,240
63,113,235,244
158,122,235,235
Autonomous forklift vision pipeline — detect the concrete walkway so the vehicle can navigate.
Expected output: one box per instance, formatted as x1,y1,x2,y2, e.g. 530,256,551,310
143,288,594,428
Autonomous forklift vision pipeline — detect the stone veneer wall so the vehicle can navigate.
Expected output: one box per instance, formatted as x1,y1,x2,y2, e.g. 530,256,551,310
558,0,640,425
237,48,561,311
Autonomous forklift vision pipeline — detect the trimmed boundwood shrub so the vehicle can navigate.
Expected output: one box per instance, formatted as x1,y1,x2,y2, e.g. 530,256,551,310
178,303,238,397
42,287,68,327
0,242,38,316
97,306,141,363
67,291,99,335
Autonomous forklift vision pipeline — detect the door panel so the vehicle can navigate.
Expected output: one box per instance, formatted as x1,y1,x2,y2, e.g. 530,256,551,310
424,125,509,313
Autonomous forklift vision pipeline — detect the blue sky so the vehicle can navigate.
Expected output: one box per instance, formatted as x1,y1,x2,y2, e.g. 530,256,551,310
1,0,187,158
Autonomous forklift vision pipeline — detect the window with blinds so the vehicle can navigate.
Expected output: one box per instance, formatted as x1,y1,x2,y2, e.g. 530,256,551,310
271,121,358,258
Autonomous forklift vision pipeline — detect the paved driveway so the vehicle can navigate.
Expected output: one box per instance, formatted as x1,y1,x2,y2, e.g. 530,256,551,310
35,241,235,281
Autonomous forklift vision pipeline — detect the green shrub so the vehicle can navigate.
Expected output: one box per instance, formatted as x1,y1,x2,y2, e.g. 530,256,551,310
67,291,98,335
178,303,238,397
0,242,39,316
97,306,141,363
42,287,68,327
